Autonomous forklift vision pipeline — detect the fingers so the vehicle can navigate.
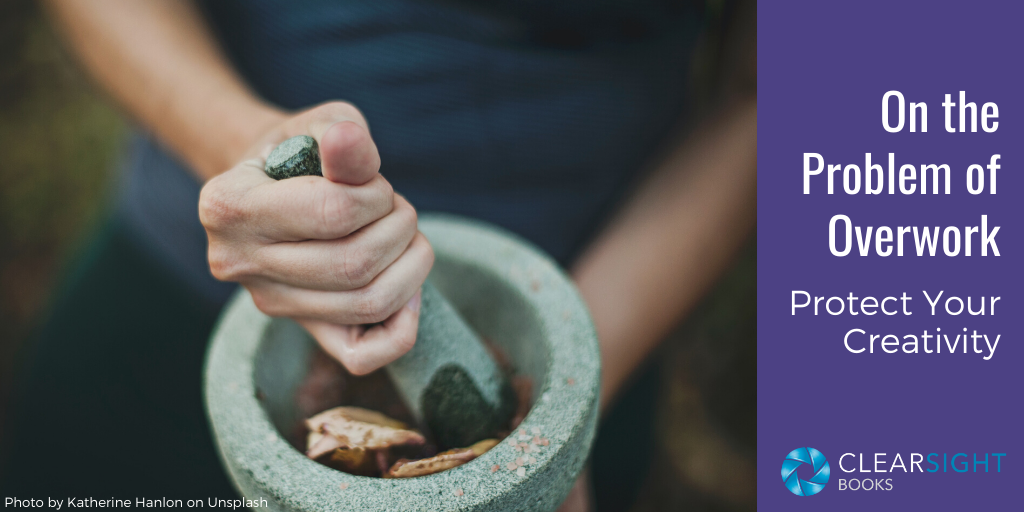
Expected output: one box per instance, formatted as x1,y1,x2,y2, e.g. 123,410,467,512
251,173,395,241
200,100,429,377
319,121,381,186
248,232,434,324
299,289,422,375
253,195,418,290
202,101,386,243
301,102,380,186
203,163,395,242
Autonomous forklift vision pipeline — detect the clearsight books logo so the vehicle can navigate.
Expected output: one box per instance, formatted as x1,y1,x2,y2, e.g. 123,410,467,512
781,447,1007,496
781,447,831,496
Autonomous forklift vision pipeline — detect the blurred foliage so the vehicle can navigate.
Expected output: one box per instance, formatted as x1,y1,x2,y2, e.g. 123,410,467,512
0,0,125,432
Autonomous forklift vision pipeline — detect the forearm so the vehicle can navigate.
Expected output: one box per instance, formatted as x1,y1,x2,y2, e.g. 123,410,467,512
43,0,284,179
572,98,757,411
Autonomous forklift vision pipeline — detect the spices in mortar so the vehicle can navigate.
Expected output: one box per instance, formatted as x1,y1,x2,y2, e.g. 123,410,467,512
305,406,500,478
295,341,533,478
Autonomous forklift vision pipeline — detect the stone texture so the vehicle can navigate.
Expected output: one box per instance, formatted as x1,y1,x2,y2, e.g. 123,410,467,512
386,280,515,448
205,214,600,511
265,135,322,179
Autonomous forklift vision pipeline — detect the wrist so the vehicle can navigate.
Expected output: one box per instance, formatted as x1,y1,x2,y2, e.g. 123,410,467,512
200,95,287,179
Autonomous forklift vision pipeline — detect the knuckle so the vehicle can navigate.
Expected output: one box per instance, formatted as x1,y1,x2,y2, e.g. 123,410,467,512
198,178,244,231
393,328,417,355
249,290,282,317
344,355,375,376
339,246,376,288
353,288,392,323
421,237,436,269
331,341,375,376
401,197,413,222
378,175,394,199
397,195,417,226
316,188,354,237
207,246,244,281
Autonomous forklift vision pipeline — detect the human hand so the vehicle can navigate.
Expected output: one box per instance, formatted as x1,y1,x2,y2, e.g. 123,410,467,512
199,101,434,375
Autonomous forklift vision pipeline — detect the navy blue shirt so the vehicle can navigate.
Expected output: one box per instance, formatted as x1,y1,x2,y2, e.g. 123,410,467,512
119,0,701,304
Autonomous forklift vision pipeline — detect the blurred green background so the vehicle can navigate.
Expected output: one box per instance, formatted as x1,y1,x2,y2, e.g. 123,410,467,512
0,1,755,510
0,0,124,439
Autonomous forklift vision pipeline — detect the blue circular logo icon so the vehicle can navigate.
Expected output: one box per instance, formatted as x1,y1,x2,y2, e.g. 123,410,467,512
781,447,830,496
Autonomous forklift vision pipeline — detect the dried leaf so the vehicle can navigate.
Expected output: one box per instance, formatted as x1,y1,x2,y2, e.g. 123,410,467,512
307,431,343,460
385,439,499,479
305,406,425,456
468,438,500,456
386,449,475,478
328,447,377,475
308,406,410,430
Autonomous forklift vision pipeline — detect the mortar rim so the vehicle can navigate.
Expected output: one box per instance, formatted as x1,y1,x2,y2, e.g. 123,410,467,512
204,213,600,511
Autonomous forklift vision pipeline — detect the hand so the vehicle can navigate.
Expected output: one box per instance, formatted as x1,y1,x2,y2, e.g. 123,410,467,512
199,101,434,375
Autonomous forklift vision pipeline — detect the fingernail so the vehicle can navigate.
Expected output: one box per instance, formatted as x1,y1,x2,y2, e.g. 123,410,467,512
406,289,422,313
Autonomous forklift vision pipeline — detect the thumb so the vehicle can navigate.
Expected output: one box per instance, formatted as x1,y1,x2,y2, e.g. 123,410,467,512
318,120,381,186
298,102,381,186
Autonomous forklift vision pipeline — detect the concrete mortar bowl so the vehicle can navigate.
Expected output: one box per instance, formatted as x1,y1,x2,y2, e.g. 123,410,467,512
204,214,600,511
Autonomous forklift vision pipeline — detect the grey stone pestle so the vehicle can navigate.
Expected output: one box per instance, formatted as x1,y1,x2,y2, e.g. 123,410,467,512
263,135,513,447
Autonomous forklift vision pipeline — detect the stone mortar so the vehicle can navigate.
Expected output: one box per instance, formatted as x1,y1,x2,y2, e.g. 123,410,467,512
204,214,601,511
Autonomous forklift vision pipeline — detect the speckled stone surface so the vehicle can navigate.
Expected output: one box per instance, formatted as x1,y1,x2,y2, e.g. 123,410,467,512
265,135,322,179
205,214,600,511
387,280,515,448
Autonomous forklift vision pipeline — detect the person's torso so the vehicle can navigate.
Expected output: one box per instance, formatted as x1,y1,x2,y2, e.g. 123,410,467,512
120,0,702,303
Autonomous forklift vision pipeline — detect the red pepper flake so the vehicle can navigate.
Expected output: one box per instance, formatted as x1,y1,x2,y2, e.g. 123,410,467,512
541,438,550,446
566,378,575,386
531,436,541,445
339,483,349,490
454,488,464,497
491,464,500,473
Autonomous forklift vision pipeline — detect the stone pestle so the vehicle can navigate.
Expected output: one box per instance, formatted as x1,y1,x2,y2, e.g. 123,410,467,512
263,135,514,448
